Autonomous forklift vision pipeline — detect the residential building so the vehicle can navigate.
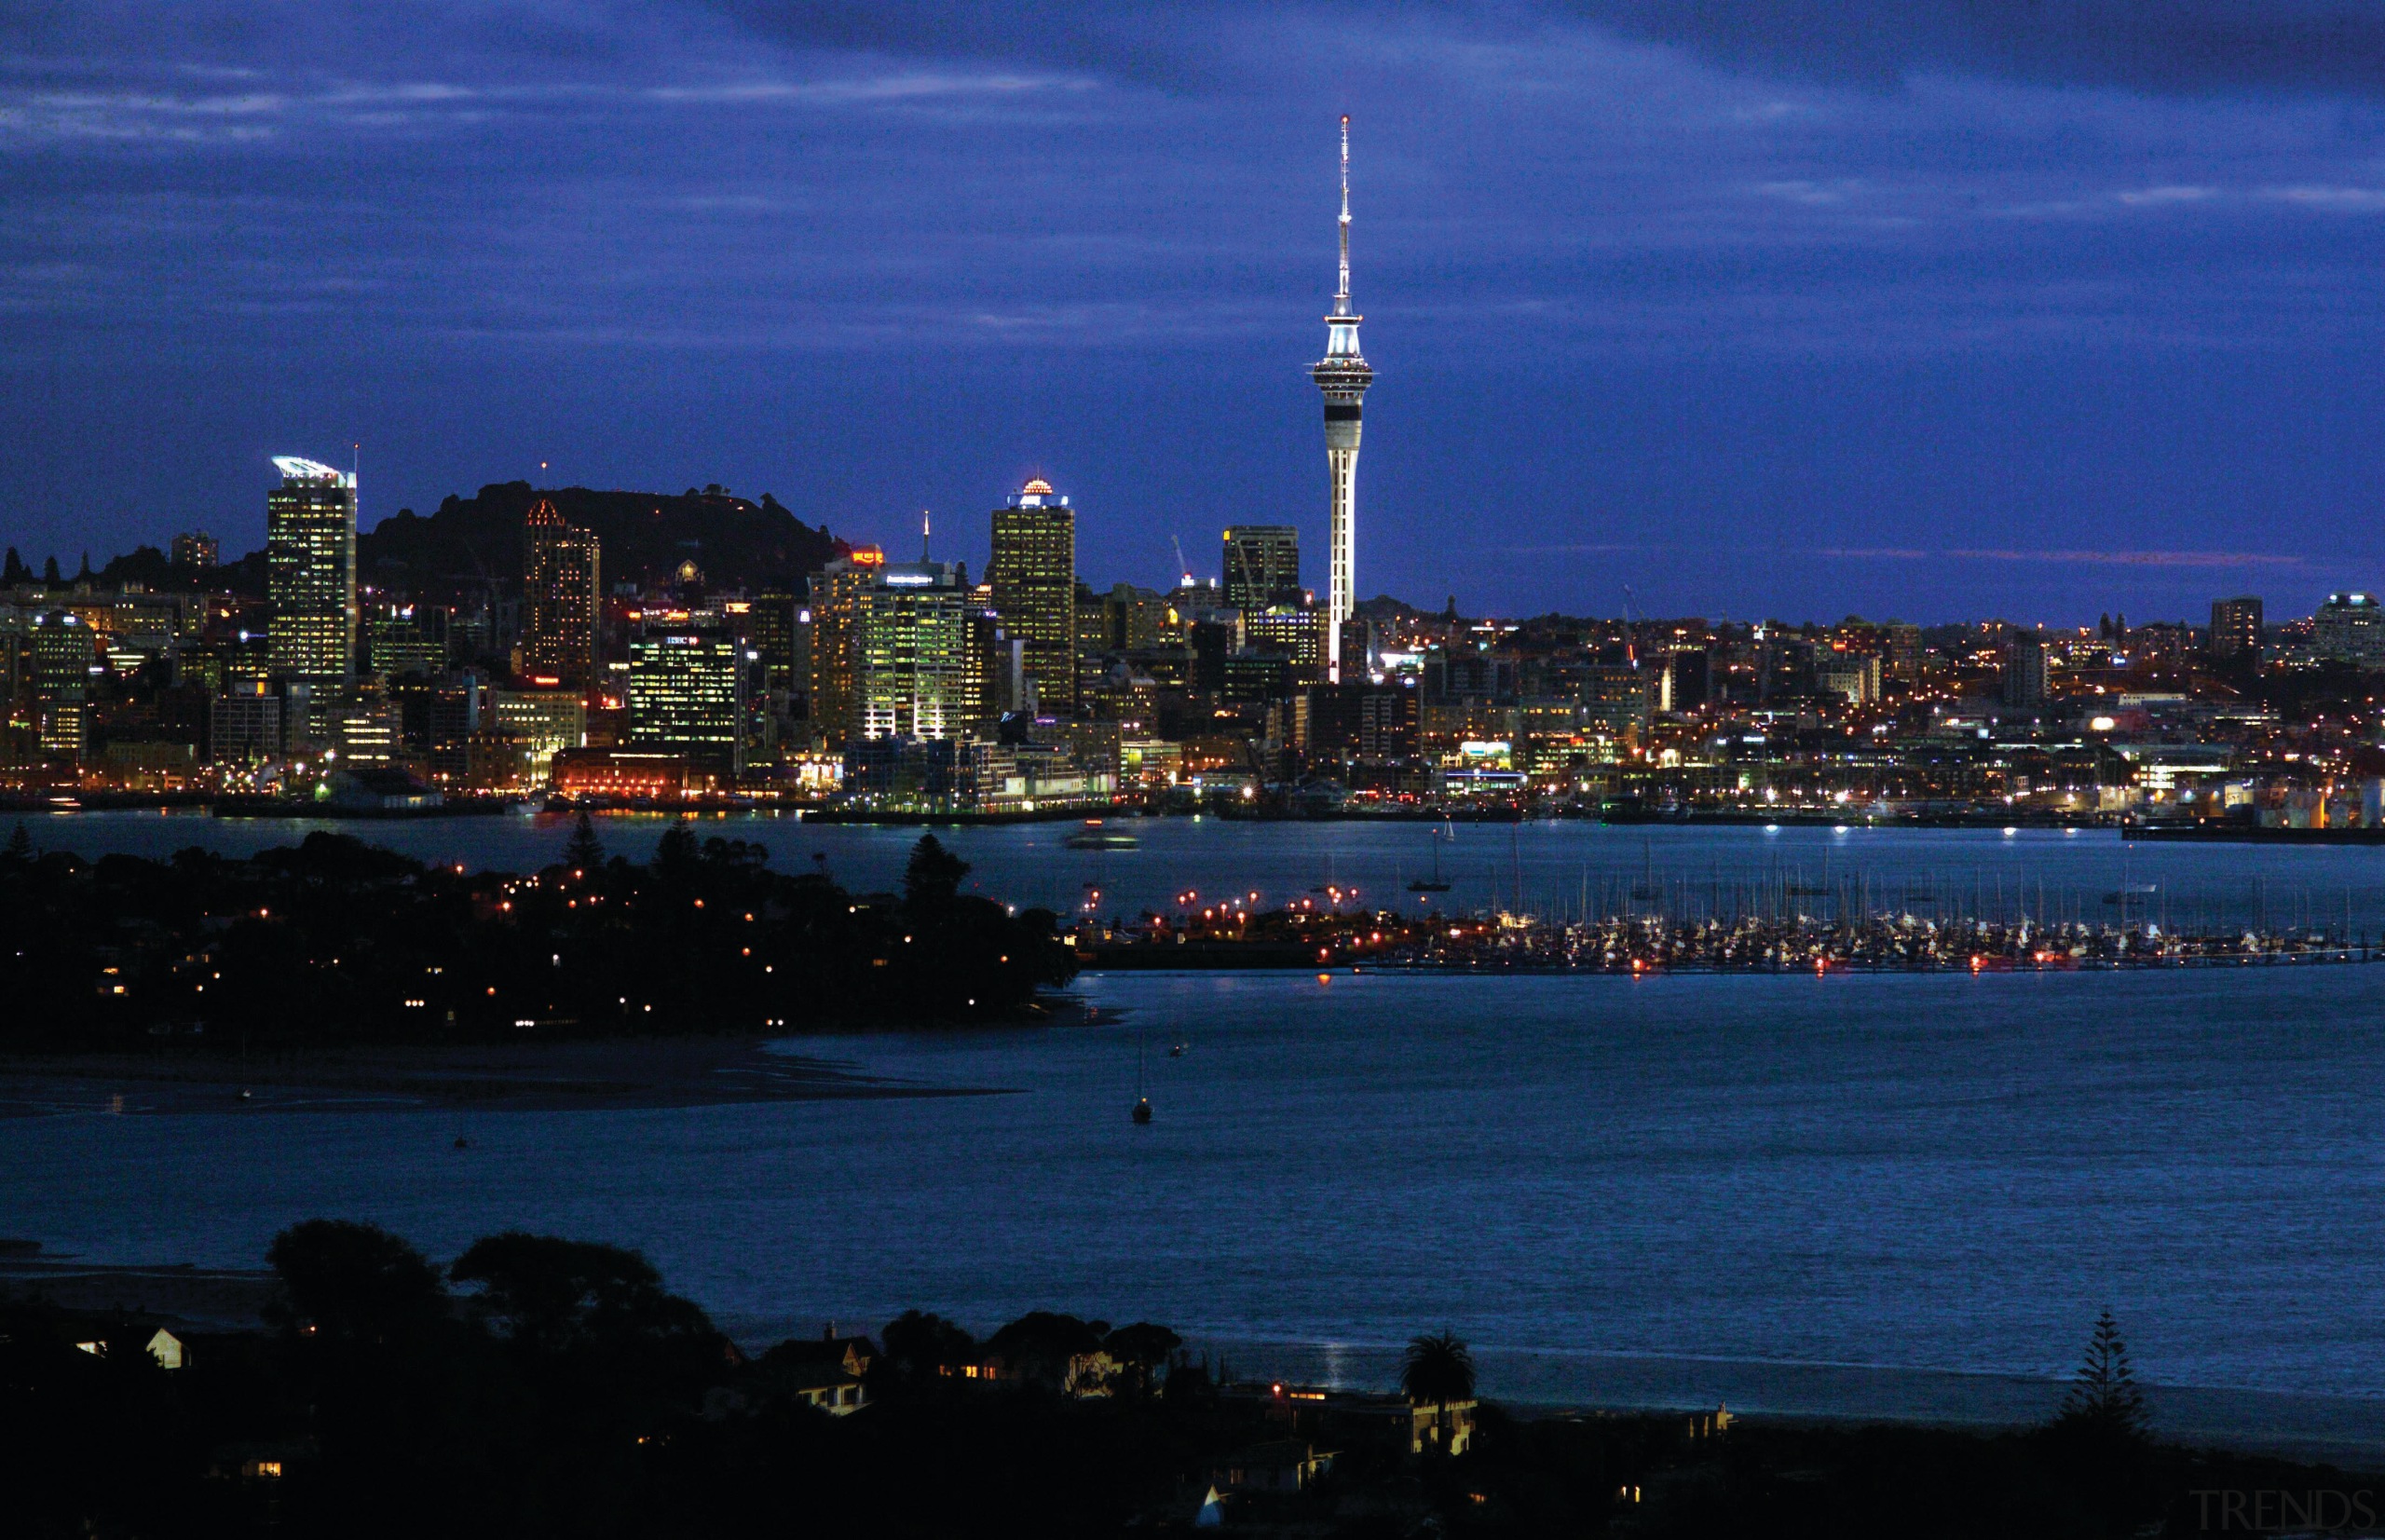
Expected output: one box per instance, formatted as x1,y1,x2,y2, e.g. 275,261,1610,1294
2210,595,2262,663
521,498,601,689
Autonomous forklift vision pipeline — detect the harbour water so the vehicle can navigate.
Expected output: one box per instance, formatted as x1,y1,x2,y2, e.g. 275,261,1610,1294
6,815,2385,1451
20,808,2385,935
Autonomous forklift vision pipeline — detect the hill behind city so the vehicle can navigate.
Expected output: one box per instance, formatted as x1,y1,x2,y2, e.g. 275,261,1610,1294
361,481,846,601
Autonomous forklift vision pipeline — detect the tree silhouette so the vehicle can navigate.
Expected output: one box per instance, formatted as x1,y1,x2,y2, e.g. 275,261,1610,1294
902,833,969,910
651,820,699,879
1400,1329,1477,1453
1,823,31,866
2057,1308,2149,1440
266,1219,447,1345
562,811,605,874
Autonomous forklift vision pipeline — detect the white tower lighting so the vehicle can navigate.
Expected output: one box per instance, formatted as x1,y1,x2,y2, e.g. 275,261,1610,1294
1310,116,1374,685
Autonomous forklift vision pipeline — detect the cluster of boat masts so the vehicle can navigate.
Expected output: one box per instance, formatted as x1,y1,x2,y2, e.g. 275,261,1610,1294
1386,912,2377,973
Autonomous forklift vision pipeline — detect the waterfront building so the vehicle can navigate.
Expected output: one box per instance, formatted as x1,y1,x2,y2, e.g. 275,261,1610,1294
208,682,282,766
488,688,588,780
1310,118,1373,683
2210,596,2263,662
521,498,602,690
2315,593,2385,666
988,480,1077,715
1223,525,1302,612
266,457,357,682
170,531,219,572
628,632,744,772
856,559,977,740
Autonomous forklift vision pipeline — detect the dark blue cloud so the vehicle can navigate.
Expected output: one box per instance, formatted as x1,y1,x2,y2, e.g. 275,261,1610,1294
7,1,2385,621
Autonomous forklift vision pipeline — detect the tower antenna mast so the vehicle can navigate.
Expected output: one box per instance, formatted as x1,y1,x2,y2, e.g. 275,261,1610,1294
1335,115,1352,313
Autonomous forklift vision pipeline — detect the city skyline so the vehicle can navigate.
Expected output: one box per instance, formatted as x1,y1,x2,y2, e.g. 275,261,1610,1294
14,6,2385,622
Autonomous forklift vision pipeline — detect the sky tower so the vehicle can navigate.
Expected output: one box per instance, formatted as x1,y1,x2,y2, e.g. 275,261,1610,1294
1311,115,1373,684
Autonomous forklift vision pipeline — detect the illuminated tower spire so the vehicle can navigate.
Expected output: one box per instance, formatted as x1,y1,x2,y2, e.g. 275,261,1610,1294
1311,115,1373,683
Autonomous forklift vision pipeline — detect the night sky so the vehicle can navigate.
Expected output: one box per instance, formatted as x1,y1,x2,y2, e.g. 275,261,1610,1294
10,3,2385,623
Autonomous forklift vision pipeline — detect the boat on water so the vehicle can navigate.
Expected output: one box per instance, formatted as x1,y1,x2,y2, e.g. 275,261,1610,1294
1131,1031,1153,1124
1064,819,1138,851
1408,823,1453,893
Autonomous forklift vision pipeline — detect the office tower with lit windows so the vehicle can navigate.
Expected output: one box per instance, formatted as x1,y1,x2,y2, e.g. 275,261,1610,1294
2210,596,2263,662
521,498,601,690
266,457,357,682
31,610,95,764
987,479,1076,715
1222,525,1302,612
628,632,745,772
1311,117,1373,684
856,558,978,740
2316,593,2385,666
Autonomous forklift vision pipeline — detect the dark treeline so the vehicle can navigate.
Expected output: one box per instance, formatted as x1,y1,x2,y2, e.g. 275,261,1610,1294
0,821,1076,1046
6,1222,2377,1538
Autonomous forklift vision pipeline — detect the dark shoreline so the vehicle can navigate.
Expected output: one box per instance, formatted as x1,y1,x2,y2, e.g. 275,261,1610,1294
0,1035,1013,1116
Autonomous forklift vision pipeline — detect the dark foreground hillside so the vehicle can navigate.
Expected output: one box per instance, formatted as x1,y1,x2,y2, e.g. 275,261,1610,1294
1,1219,2366,1539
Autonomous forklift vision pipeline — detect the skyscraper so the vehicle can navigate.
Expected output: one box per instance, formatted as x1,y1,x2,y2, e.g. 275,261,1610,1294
805,548,881,744
521,497,602,689
1310,116,1373,685
1222,525,1302,611
856,558,978,740
31,610,94,765
266,456,357,682
628,632,744,772
988,479,1076,715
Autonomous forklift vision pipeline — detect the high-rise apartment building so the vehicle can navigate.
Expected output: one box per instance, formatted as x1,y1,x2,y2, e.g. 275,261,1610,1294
2003,634,2048,709
805,549,882,743
1222,525,1302,612
266,457,357,682
857,559,978,740
628,633,745,772
2210,596,2263,662
170,531,219,572
521,498,601,690
988,480,1076,716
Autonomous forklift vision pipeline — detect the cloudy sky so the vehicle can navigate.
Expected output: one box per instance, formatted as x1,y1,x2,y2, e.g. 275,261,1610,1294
8,2,2385,622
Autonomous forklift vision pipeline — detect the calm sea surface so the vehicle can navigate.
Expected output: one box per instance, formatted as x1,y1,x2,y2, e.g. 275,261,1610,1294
7,814,2385,1444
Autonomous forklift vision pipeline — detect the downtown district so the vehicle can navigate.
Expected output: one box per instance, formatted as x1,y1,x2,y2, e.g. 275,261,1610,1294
0,461,2373,830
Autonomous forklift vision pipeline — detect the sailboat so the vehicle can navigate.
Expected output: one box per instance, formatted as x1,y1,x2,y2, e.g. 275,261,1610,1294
1629,838,1662,902
1408,825,1452,893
